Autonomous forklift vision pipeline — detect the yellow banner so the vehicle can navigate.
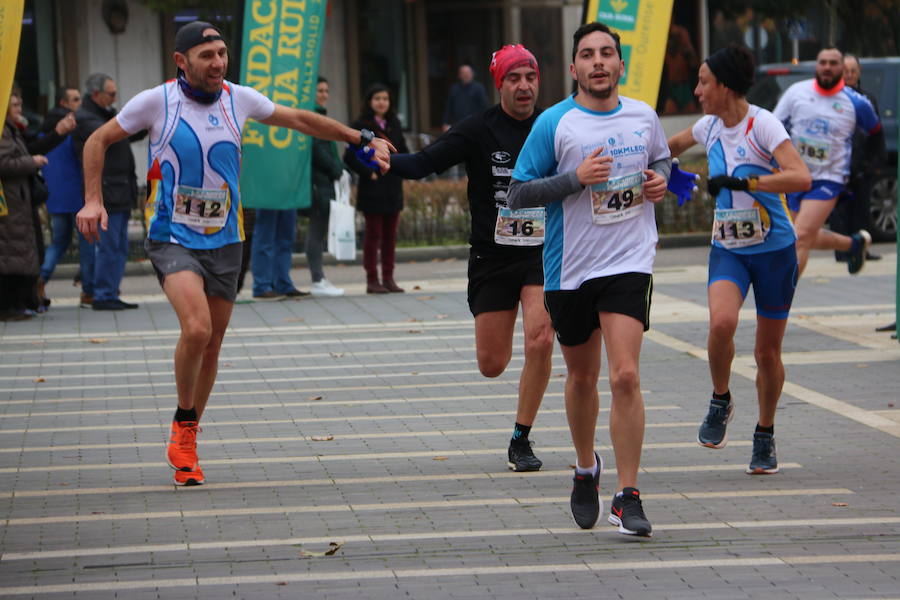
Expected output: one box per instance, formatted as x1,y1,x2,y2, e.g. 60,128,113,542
583,0,673,107
0,0,25,217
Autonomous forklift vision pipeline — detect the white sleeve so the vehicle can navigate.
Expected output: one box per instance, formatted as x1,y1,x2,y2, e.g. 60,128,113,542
647,113,671,164
772,84,794,125
755,110,791,154
116,87,164,134
233,84,276,121
691,115,713,145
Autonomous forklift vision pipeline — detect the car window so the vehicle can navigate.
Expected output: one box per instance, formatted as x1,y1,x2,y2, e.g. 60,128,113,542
747,73,809,110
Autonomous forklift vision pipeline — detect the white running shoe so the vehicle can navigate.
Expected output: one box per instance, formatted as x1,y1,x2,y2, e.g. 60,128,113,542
310,279,345,297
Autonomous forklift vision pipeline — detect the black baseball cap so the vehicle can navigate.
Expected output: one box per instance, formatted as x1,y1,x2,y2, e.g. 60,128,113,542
174,21,223,55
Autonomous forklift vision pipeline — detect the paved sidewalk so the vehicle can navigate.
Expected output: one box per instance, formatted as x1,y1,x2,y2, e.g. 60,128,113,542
0,246,898,599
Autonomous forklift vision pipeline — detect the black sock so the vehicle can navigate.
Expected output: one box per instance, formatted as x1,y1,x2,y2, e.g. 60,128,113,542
755,423,774,434
512,422,531,442
174,407,198,423
712,390,731,403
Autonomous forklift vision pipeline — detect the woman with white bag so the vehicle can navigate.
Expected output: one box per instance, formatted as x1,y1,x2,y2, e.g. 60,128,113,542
306,76,345,297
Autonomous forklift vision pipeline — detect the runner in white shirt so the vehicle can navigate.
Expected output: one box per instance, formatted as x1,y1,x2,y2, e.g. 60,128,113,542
668,44,811,475
76,21,393,486
508,22,670,537
773,47,882,275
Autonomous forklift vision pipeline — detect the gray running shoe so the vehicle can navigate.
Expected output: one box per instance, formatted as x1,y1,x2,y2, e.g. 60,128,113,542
847,230,871,275
746,432,779,474
697,397,734,448
507,437,543,472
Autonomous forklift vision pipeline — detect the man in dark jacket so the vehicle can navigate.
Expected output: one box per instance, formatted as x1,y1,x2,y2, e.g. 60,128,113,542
38,86,84,303
306,76,345,296
73,73,139,310
442,64,490,132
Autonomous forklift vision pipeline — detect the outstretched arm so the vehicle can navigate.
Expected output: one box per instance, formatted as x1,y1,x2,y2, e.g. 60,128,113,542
261,105,395,173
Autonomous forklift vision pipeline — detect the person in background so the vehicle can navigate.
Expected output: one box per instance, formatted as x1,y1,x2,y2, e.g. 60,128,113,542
830,54,885,262
0,92,46,320
345,83,409,294
38,86,82,306
73,73,141,311
305,76,344,297
442,64,490,132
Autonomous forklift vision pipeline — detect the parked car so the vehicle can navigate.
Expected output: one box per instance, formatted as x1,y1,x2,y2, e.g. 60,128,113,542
747,58,899,242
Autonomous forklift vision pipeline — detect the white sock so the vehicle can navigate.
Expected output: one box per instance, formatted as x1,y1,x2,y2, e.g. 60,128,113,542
575,460,598,477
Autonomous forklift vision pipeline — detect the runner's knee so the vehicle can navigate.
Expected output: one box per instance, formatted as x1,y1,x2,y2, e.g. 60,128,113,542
523,325,554,360
608,366,640,397
709,315,738,340
477,348,511,377
181,317,213,347
754,345,782,372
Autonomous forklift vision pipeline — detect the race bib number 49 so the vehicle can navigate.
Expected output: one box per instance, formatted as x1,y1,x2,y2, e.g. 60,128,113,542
590,172,644,225
712,207,765,249
173,185,228,229
495,207,545,246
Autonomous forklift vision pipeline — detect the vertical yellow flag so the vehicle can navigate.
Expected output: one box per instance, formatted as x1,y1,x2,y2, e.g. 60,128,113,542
0,0,25,217
582,0,673,107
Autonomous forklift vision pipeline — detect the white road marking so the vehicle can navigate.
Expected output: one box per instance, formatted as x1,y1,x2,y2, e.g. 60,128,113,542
1,551,894,595
0,462,802,500
2,488,852,527
3,512,891,562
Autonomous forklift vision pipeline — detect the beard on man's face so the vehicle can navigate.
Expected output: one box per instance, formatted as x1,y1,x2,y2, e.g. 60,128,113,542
816,71,841,90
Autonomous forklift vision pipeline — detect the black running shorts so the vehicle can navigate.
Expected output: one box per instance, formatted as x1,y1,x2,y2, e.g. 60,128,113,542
144,239,243,302
543,272,653,346
467,251,544,316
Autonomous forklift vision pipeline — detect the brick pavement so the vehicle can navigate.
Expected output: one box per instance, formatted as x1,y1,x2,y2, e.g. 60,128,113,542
0,246,898,599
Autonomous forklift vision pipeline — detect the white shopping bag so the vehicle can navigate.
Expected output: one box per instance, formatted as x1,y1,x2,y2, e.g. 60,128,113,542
328,171,356,261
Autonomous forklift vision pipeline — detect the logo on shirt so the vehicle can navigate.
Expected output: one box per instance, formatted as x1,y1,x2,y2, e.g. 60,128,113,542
832,102,844,114
633,129,645,138
736,146,746,158
491,151,511,164
208,114,220,127
607,137,616,146
804,118,830,136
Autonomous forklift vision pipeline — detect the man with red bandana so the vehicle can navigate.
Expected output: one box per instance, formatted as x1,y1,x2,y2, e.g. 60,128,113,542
773,47,883,276
390,45,554,473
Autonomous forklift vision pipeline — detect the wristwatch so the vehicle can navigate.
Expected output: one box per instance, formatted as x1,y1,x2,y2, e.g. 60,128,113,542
358,128,375,147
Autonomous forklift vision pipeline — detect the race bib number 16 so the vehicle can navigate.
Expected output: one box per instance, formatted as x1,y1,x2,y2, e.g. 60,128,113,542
590,171,644,225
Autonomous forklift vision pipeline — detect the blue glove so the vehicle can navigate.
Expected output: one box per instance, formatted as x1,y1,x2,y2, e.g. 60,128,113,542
351,144,380,171
668,159,700,207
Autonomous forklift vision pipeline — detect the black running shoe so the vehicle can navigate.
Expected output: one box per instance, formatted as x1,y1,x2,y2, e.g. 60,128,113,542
697,396,734,449
608,487,652,537
570,452,603,529
746,432,779,474
507,437,543,472
847,230,871,275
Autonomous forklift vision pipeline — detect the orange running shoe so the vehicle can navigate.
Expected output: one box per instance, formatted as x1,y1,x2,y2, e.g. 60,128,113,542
167,420,203,485
174,465,205,486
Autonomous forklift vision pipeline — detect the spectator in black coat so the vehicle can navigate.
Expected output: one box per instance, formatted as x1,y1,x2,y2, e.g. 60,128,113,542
442,64,489,132
72,73,141,310
344,83,409,294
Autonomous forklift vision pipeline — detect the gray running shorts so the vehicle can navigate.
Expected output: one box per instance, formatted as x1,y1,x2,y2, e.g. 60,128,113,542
144,239,243,302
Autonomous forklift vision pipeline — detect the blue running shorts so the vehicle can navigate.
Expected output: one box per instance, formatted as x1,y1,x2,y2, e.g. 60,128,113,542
708,244,798,320
787,179,844,212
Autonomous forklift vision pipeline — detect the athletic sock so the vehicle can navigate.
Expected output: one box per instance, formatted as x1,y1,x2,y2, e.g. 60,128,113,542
575,459,599,478
849,235,862,253
712,390,731,403
755,423,774,434
174,407,198,423
511,422,532,443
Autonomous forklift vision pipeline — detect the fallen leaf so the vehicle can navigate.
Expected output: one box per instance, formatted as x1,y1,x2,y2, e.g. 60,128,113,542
856,364,869,369
59,482,69,486
91,511,105,515
33,377,45,383
330,352,345,358
407,317,422,322
298,541,344,557
89,338,108,344
555,373,565,378
433,456,448,461
431,257,441,262
435,314,448,320
569,464,577,469
276,582,288,586
283,317,304,323
832,502,848,507
411,371,419,375
311,435,334,442
222,362,233,367
413,285,422,290
888,403,895,408
407,330,422,334
31,341,44,346
308,395,323,402
417,295,435,301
